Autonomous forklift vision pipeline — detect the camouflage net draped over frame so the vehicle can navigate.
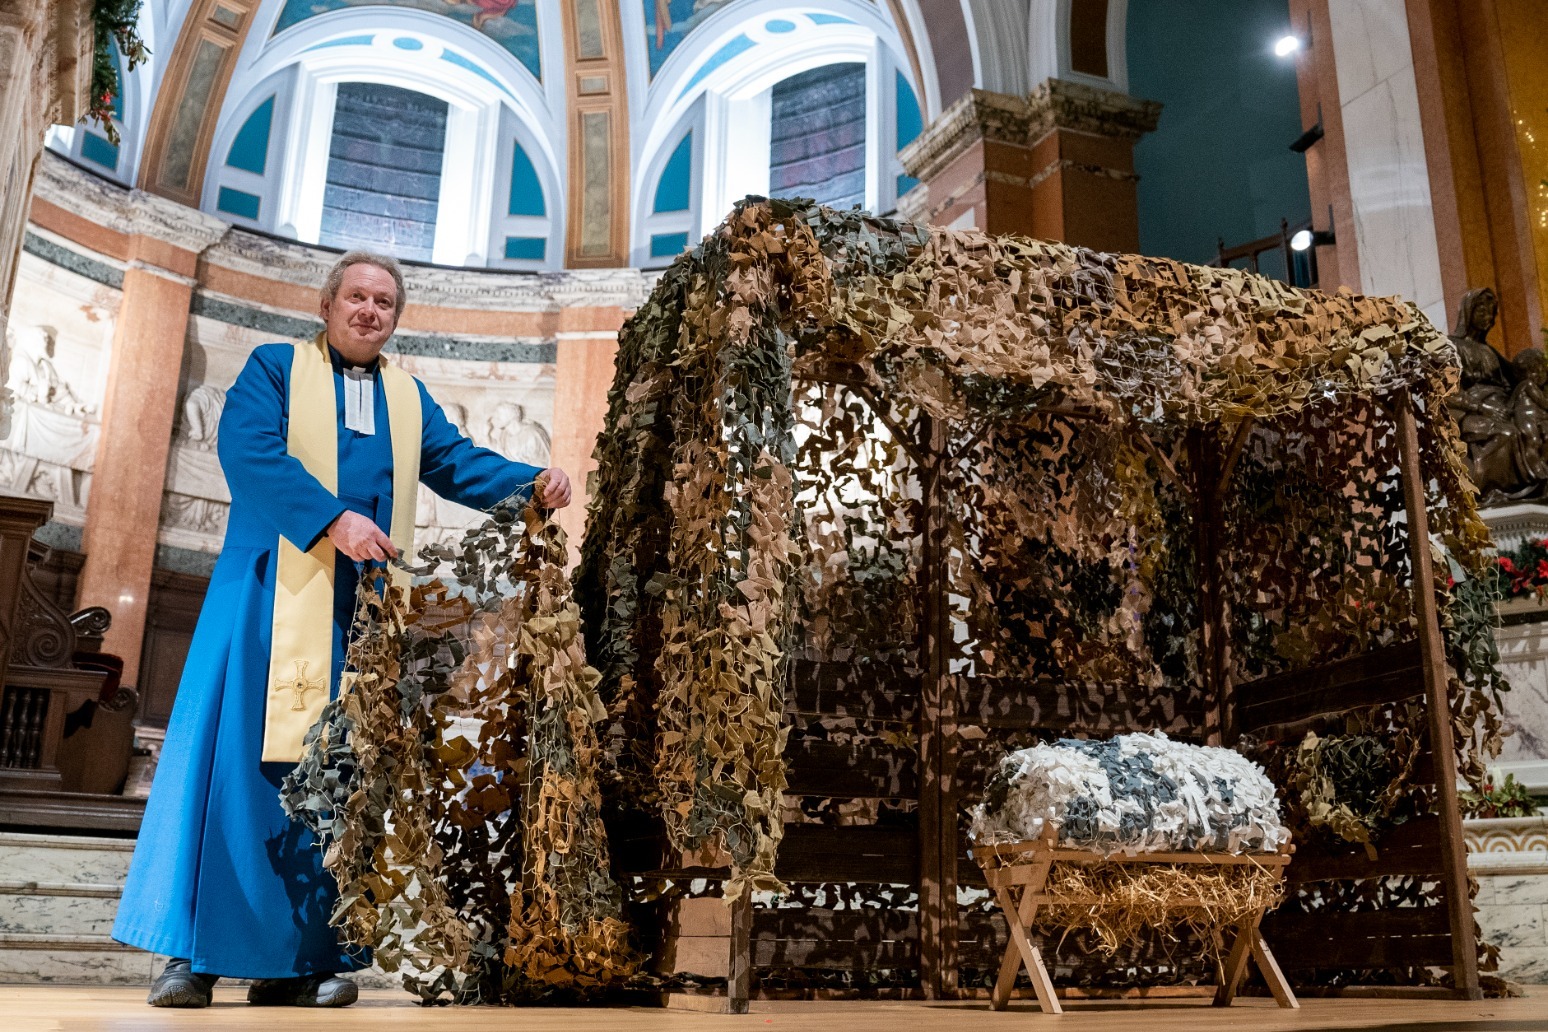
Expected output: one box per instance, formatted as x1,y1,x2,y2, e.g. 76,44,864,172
576,198,1508,909
281,495,635,1003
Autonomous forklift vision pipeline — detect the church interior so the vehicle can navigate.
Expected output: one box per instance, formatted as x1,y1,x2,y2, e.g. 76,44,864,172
2,1,1548,1028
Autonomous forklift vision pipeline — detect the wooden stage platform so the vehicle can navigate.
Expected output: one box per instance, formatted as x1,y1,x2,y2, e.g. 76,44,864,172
4,986,1546,1032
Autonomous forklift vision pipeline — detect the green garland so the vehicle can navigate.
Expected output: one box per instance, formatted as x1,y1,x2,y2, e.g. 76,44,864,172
1491,536,1548,599
89,0,149,145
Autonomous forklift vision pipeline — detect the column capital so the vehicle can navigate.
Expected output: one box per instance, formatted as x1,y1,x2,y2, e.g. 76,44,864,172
544,269,656,311
901,80,1162,185
125,189,231,256
35,151,231,262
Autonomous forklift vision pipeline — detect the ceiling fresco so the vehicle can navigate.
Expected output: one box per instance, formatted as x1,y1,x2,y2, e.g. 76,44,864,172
645,0,737,78
273,0,542,81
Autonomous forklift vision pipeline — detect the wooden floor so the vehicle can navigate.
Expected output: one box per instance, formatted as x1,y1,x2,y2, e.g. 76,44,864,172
4,986,1547,1032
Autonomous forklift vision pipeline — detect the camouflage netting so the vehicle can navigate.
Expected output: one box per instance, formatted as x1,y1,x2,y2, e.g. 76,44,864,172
281,490,635,1004
575,199,1508,987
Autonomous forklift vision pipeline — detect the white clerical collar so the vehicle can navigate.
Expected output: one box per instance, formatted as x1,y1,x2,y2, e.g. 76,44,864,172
342,364,375,435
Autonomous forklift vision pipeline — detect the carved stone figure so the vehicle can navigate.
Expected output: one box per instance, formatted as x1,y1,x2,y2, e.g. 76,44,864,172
177,385,226,450
0,323,99,515
161,384,231,549
485,401,550,468
8,323,91,414
162,493,229,537
1444,288,1548,503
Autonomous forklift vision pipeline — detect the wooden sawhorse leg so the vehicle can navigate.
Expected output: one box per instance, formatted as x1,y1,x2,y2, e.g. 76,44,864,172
991,861,1061,1014
1212,909,1298,1009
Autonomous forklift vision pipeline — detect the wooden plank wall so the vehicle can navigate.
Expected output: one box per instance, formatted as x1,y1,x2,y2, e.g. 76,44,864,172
624,615,1470,997
1237,639,1467,983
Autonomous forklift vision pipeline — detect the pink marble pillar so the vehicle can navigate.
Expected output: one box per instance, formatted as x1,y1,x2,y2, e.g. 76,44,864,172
75,203,226,675
548,324,621,564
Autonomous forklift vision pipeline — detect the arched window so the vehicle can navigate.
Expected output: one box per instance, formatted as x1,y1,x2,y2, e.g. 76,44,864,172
627,1,929,267
213,91,280,226
489,113,555,266
205,8,564,268
642,129,696,262
769,63,867,210
319,82,448,261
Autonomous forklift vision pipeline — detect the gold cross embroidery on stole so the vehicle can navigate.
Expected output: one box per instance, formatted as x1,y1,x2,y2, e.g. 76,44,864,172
275,659,325,712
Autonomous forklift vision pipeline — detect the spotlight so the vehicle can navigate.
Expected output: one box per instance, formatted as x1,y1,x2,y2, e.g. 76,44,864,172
1291,227,1335,251
1274,34,1302,57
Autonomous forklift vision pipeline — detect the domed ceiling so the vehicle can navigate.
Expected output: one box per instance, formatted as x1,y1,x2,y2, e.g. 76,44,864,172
45,0,979,271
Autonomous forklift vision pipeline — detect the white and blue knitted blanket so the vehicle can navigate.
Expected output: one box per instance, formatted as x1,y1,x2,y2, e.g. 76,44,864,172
970,731,1289,855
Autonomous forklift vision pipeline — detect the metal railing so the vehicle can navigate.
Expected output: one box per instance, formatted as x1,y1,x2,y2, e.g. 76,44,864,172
1210,217,1317,288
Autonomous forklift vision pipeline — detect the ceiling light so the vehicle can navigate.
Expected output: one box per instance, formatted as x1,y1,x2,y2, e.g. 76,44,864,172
1274,34,1302,57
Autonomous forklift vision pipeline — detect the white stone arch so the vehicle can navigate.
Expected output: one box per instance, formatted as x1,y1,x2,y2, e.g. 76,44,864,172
205,1,566,267
202,66,295,232
876,0,942,119
1027,0,1129,93
625,0,922,266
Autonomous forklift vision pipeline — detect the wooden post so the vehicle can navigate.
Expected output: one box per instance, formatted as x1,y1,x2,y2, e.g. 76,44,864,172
991,859,1056,1013
1213,913,1259,1007
916,413,957,999
1393,388,1483,1000
727,892,752,1014
1188,428,1230,745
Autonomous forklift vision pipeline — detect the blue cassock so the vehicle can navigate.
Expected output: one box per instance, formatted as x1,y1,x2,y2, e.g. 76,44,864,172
112,342,540,978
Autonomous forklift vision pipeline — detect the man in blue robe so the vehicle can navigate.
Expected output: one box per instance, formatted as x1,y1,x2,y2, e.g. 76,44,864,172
112,251,572,1008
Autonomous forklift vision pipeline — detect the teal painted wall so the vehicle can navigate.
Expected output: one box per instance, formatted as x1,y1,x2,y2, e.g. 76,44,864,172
1127,0,1311,268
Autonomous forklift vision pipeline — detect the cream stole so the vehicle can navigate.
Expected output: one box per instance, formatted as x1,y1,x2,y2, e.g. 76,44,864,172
261,333,420,763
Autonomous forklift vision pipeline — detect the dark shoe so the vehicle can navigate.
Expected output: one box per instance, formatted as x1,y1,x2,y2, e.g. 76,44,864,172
247,973,358,1008
147,957,219,1008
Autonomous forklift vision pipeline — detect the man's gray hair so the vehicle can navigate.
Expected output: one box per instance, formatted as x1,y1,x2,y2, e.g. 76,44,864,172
322,250,406,318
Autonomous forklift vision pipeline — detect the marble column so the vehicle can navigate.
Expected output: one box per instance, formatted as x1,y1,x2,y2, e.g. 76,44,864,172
1286,0,1364,294
0,0,92,440
897,79,1161,251
1404,0,1543,354
74,199,227,676
1314,0,1450,332
548,327,621,564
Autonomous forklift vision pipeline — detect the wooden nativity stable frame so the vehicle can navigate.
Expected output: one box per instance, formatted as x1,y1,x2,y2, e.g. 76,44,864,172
577,199,1498,1012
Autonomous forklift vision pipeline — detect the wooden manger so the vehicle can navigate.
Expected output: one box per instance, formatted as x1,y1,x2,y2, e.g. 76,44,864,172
972,825,1298,1015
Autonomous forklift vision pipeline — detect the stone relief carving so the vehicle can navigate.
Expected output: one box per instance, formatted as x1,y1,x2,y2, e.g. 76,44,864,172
9,323,91,415
177,384,224,450
485,401,551,467
160,492,229,537
161,384,231,549
413,397,553,551
0,322,98,518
